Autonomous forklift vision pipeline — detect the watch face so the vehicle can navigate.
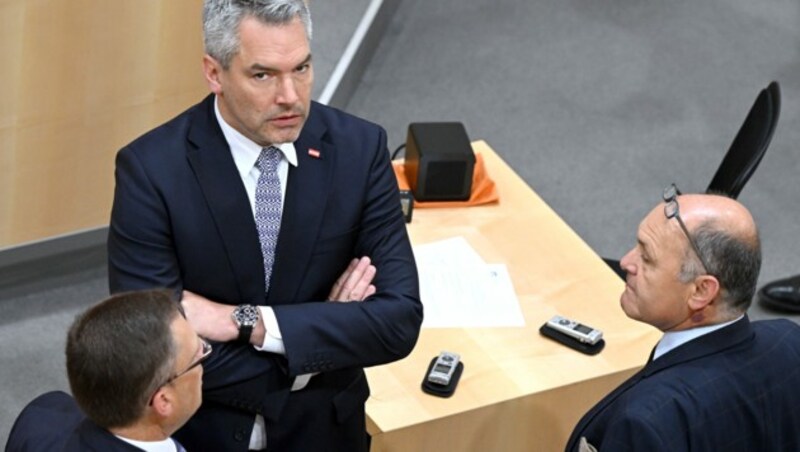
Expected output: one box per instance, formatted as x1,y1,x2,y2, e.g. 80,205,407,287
234,305,259,327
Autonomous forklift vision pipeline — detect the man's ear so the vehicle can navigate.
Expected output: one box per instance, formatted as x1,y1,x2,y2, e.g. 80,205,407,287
202,55,224,95
688,275,720,311
150,387,174,418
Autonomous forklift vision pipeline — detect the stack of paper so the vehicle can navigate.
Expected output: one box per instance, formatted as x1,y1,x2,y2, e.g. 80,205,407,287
412,237,525,328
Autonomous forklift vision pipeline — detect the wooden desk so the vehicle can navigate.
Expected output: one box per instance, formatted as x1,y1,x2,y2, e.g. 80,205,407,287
366,141,660,451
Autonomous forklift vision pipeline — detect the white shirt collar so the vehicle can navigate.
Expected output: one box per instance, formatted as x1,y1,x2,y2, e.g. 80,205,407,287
213,96,298,178
115,435,178,452
653,315,744,361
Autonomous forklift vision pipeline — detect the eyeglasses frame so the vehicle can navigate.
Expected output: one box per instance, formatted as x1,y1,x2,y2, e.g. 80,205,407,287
166,337,212,385
149,337,211,405
662,183,712,276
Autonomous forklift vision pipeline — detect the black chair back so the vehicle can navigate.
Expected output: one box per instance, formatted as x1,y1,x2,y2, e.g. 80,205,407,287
706,81,781,198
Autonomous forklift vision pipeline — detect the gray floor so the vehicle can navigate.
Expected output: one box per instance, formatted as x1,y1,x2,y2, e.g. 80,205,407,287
3,0,800,446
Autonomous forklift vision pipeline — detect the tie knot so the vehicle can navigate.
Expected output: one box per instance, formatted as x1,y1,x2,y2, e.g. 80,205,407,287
257,146,281,171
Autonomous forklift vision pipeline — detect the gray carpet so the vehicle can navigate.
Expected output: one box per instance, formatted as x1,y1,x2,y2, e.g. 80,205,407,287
3,0,800,446
0,260,107,444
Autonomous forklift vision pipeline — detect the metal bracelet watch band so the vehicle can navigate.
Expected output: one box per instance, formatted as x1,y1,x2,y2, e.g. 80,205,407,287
232,304,260,343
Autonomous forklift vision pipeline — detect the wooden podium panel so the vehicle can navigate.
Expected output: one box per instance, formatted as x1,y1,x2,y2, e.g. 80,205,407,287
0,0,206,247
365,141,660,451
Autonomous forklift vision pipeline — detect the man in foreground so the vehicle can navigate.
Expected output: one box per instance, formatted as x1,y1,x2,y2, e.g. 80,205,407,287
566,186,800,451
7,290,204,451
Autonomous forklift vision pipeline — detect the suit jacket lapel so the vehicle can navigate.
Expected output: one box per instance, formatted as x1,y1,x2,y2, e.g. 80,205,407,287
568,317,754,451
642,316,753,376
568,362,650,450
185,95,265,304
73,419,144,451
268,105,333,304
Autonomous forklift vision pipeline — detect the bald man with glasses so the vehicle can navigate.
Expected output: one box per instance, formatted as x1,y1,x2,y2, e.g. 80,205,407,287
7,290,205,452
565,187,800,451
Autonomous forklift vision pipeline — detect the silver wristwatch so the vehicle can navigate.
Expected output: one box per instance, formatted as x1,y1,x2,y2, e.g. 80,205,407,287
232,304,260,343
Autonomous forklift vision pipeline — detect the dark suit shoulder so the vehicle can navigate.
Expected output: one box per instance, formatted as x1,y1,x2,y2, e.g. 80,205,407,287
752,317,800,338
64,420,146,452
309,101,381,129
120,95,215,159
306,101,385,142
749,318,800,361
5,391,85,452
600,321,800,450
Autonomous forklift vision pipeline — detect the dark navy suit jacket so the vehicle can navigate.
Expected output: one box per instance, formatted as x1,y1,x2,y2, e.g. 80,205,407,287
62,421,148,452
107,95,423,451
566,317,800,451
5,391,143,452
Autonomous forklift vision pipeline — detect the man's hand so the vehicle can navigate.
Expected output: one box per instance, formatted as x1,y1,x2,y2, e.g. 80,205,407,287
328,256,377,302
181,290,241,343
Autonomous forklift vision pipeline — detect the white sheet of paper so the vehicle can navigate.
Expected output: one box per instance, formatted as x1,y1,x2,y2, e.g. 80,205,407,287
413,237,525,328
412,236,486,269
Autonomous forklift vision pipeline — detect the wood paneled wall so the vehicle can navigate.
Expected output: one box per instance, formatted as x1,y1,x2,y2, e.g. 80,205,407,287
0,0,208,248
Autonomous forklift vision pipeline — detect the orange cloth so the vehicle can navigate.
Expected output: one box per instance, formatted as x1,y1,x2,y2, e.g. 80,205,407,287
392,152,499,208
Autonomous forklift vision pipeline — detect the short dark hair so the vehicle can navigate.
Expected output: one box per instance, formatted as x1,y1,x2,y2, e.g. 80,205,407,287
66,289,182,429
680,221,761,313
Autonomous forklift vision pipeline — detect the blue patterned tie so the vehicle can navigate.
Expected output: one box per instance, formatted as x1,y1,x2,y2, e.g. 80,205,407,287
255,146,283,293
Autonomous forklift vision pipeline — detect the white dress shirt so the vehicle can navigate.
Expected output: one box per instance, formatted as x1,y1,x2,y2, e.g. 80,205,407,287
116,436,180,452
652,315,744,361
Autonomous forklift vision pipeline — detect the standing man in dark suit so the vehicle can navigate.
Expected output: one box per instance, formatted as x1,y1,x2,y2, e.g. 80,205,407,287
107,1,422,450
566,186,800,451
6,290,206,451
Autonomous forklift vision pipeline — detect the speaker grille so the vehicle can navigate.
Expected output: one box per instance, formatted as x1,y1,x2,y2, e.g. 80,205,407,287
426,161,467,197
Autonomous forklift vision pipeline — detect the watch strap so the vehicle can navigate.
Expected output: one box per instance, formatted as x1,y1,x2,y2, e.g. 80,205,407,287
237,323,254,343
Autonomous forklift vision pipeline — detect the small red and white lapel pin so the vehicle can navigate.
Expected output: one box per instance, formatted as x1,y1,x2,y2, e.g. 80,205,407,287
308,148,321,159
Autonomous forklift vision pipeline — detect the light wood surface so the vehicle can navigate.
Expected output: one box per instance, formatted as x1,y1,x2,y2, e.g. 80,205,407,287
0,0,206,248
366,141,660,451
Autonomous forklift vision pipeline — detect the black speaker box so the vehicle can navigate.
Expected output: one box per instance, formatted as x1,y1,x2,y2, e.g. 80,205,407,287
404,122,475,201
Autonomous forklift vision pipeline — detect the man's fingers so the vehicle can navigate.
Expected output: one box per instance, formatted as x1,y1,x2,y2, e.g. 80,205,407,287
349,265,376,301
328,258,359,300
328,257,376,302
340,257,373,300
